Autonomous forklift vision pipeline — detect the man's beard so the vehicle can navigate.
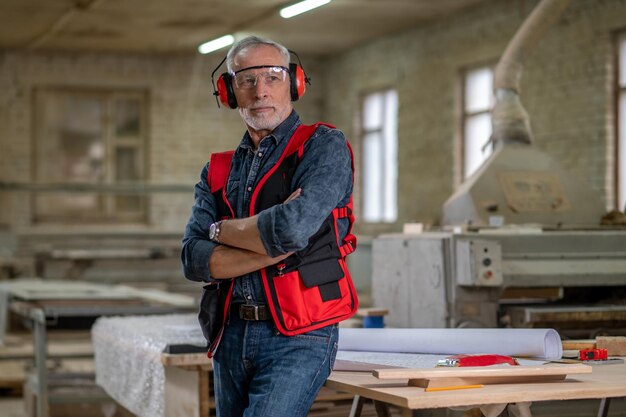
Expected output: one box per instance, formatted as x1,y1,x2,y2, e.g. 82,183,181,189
240,104,287,132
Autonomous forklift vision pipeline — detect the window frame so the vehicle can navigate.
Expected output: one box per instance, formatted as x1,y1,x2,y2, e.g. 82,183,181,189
32,86,149,224
458,62,496,183
358,88,398,224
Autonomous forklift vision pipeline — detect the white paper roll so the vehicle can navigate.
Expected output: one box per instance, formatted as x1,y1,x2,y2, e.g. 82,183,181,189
338,328,562,360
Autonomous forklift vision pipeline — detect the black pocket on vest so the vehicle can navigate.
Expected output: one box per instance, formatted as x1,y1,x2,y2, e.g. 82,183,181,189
298,259,344,301
198,282,227,345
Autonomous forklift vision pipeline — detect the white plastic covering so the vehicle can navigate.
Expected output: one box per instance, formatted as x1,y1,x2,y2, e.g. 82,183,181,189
92,314,205,417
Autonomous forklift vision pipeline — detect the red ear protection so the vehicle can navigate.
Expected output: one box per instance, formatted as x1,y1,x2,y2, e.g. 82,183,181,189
211,49,310,109
216,72,238,109
289,63,306,102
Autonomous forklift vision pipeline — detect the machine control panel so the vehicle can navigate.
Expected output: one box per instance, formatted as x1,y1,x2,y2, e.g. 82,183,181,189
455,239,503,286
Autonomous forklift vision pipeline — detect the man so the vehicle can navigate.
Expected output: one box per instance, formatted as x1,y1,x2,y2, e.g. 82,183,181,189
181,36,358,417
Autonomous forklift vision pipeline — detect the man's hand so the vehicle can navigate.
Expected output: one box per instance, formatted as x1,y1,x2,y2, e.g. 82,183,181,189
209,245,292,279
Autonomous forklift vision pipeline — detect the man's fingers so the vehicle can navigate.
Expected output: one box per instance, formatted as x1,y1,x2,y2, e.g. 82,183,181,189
284,188,302,204
271,251,293,263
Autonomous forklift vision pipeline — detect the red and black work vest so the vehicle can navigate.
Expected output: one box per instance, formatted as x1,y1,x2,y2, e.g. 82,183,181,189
205,123,359,356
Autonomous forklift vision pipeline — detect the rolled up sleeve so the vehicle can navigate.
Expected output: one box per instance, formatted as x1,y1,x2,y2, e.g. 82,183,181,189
181,165,220,282
257,127,353,257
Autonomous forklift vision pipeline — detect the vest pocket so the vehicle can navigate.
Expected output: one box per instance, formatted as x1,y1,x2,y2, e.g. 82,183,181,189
298,258,344,301
301,258,353,322
272,270,311,330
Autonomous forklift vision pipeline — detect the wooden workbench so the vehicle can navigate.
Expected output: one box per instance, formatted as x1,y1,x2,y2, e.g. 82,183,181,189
326,363,626,416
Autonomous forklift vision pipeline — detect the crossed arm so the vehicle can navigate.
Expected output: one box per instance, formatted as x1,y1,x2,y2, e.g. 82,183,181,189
208,189,301,279
182,128,352,283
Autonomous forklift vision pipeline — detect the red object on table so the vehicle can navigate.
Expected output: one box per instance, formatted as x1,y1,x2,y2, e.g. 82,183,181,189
437,354,519,367
579,348,608,361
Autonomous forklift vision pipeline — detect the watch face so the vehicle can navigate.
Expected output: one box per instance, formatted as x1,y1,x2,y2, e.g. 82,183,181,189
209,223,216,240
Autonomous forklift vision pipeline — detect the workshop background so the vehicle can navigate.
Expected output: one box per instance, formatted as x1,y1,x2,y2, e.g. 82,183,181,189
2,0,625,280
1,0,626,416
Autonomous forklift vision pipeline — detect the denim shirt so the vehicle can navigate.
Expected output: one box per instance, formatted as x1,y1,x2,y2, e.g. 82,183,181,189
181,111,353,305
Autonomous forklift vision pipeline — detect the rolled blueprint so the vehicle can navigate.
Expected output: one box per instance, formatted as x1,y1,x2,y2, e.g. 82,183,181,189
338,328,562,360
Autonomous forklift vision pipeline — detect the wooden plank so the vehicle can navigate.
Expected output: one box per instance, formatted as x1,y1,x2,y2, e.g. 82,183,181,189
562,339,596,351
408,373,566,389
597,336,626,356
373,364,591,382
362,364,593,403
161,352,211,367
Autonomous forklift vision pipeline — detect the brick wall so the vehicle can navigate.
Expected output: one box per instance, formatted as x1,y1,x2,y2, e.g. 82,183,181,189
321,0,626,235
0,50,323,232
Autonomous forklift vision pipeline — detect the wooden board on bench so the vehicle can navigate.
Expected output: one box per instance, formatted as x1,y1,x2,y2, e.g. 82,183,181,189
373,364,591,389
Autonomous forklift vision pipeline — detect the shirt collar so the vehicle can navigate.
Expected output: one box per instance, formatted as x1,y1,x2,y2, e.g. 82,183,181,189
236,110,300,153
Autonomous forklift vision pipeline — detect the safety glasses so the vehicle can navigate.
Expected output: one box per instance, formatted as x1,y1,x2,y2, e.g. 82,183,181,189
232,65,289,90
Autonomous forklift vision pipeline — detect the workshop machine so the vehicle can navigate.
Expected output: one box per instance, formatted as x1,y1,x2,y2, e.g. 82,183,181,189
373,144,626,338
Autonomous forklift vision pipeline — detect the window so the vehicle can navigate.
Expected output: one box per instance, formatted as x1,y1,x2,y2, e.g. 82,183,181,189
462,66,494,179
361,89,398,223
34,89,147,223
618,34,626,211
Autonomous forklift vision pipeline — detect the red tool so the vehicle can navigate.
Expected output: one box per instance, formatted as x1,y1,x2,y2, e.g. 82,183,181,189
436,354,519,367
579,348,608,361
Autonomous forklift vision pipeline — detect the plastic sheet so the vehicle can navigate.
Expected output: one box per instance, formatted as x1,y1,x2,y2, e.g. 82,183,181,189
338,328,562,360
92,314,205,417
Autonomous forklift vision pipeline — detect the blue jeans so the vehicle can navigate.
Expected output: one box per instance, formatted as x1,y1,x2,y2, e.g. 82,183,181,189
213,313,339,417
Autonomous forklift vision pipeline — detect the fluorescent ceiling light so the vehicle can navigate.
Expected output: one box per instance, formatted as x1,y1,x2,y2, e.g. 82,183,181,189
280,0,331,18
198,35,234,54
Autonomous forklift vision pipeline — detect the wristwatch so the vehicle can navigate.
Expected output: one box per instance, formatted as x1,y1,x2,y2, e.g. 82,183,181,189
209,221,223,243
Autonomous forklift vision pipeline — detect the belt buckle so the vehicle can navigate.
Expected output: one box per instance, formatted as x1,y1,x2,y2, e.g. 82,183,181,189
241,304,260,320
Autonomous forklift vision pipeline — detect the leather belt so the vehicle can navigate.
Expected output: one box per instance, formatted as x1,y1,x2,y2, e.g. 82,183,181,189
234,304,271,321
